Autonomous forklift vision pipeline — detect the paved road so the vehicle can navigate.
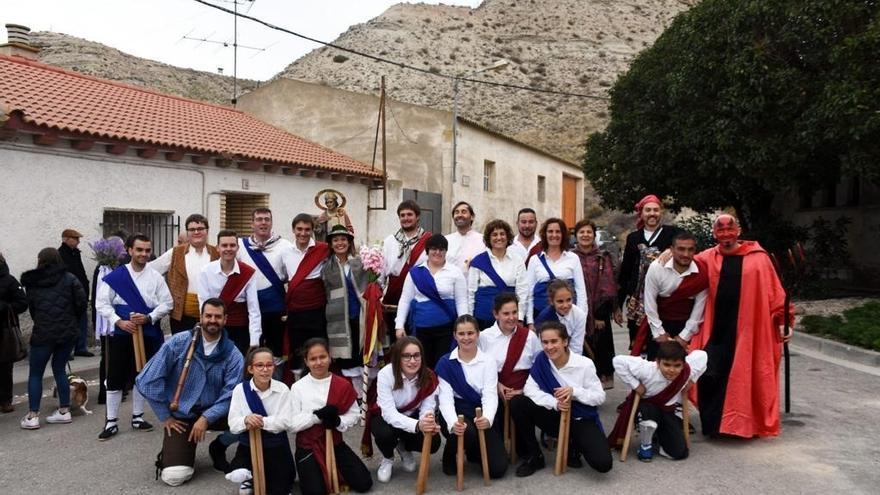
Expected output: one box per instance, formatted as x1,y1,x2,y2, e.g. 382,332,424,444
0,328,876,494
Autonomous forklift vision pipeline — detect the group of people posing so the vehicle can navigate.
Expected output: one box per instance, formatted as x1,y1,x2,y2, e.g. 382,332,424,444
0,193,793,494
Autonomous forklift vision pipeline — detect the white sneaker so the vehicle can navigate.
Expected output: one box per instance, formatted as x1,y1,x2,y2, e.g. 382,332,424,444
226,468,252,484
46,409,72,424
377,457,394,483
20,414,40,429
398,446,416,473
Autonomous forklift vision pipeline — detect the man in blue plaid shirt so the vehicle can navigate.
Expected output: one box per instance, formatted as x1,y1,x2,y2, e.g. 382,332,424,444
136,297,244,487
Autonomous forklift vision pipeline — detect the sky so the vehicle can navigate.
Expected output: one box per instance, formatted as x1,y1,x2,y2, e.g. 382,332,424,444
1,0,483,80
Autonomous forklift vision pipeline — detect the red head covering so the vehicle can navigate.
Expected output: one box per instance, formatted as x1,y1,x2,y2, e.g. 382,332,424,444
634,194,662,229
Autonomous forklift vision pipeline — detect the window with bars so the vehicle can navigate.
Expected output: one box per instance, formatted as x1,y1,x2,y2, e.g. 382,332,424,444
483,159,495,192
101,210,179,254
221,192,270,237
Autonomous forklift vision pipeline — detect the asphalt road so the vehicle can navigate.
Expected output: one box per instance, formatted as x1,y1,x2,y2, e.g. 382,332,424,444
0,328,876,495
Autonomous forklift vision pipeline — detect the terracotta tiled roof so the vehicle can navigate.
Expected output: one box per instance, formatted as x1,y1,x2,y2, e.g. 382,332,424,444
0,54,380,177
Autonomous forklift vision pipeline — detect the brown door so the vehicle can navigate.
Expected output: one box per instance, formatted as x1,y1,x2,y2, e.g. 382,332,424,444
562,175,578,228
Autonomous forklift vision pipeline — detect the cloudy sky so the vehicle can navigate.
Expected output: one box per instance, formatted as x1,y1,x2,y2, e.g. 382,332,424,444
2,0,482,80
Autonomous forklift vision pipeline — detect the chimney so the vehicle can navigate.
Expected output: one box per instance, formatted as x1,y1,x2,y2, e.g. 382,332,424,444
1,24,40,60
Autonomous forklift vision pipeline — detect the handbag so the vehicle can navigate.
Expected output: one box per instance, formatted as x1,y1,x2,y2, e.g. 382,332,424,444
0,310,28,363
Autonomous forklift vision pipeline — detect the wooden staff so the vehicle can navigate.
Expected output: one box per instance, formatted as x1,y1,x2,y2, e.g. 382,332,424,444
325,429,339,494
620,394,641,462
510,418,517,464
456,414,465,491
554,408,570,475
475,407,490,486
249,428,266,495
503,398,511,456
415,415,434,495
682,395,691,449
170,325,201,412
132,324,145,372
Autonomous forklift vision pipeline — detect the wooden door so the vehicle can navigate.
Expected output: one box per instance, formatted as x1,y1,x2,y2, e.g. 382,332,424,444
562,175,578,228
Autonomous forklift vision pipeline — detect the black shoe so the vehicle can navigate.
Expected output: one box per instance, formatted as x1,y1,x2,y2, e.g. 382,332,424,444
209,438,230,473
131,414,154,431
98,420,119,441
567,453,583,468
68,355,75,361
441,444,457,476
74,351,95,357
515,455,545,477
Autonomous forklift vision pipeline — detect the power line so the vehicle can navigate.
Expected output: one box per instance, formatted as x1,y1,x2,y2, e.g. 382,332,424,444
192,0,610,101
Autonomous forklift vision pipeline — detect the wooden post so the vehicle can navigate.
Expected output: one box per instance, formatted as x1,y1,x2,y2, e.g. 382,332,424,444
475,407,490,486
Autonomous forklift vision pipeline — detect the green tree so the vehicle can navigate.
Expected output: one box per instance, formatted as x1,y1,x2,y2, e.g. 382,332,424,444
584,0,880,231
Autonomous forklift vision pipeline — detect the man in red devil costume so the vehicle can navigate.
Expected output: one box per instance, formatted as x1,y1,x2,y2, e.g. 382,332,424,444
691,214,793,438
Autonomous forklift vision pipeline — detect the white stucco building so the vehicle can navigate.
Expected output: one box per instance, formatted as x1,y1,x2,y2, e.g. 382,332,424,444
0,44,380,279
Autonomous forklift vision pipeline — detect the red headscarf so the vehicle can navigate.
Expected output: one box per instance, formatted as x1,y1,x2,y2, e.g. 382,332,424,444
634,194,662,229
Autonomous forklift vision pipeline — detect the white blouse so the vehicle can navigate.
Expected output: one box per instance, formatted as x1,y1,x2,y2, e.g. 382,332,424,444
394,262,468,329
467,250,529,321
437,348,499,432
523,352,605,410
613,351,708,415
288,373,360,434
524,251,588,324
228,379,291,434
478,323,542,374
376,365,438,433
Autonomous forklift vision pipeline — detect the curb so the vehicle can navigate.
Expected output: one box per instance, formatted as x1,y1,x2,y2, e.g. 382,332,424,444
790,330,880,369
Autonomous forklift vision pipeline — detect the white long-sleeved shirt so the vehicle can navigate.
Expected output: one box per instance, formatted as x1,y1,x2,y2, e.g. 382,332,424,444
612,351,708,416
95,264,173,328
288,373,360,434
509,234,541,261
395,262,468,329
478,323,542,375
525,251,588,323
382,231,428,279
553,305,588,356
523,353,605,410
287,238,324,281
228,379,292,434
437,348,499,432
467,250,529,321
376,365,438,433
149,244,214,293
236,237,295,292
643,258,708,340
445,230,486,276
197,260,262,346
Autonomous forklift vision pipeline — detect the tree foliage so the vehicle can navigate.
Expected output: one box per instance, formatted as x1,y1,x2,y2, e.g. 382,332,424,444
584,0,880,230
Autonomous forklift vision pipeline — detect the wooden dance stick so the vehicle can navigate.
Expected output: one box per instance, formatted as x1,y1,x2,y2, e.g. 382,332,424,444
503,398,511,456
682,395,691,449
456,414,465,491
510,418,517,464
554,408,571,475
415,418,433,495
325,429,339,494
475,407,490,486
133,324,146,372
561,408,570,474
169,325,201,412
249,428,266,495
620,393,641,462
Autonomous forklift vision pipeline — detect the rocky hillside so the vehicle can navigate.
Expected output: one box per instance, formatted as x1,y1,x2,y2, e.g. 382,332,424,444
278,0,695,162
30,31,259,105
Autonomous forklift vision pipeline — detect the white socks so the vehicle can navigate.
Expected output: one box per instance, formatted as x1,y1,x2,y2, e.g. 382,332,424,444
132,388,145,417
106,390,122,421
639,419,658,449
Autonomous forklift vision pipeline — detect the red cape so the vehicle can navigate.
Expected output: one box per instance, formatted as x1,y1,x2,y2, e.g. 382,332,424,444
691,241,788,438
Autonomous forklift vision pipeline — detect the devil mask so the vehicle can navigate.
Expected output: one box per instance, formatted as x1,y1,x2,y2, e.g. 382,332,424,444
713,214,741,249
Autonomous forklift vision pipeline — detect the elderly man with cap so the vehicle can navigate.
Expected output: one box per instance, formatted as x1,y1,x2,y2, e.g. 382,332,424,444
59,228,93,357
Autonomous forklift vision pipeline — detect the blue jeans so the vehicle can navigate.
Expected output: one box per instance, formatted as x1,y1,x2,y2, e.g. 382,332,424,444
28,341,74,412
75,312,89,353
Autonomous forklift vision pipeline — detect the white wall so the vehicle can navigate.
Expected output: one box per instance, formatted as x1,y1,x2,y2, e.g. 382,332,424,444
0,141,369,279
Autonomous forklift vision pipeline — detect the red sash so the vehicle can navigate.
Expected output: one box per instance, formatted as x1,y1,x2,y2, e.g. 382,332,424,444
498,326,530,390
361,369,439,457
383,231,431,305
631,259,709,356
219,261,255,327
607,362,691,448
523,243,543,268
285,242,329,310
295,375,357,493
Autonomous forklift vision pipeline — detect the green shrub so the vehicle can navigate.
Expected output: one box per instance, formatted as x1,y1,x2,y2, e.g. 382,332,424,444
800,302,880,351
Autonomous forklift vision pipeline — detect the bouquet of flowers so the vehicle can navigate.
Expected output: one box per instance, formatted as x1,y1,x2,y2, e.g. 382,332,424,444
90,237,126,268
359,243,385,283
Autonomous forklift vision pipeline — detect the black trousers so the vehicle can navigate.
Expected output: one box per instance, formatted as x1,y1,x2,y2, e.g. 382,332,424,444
414,323,453,370
492,397,526,456
509,395,612,473
589,313,615,378
287,308,327,370
627,318,639,347
106,333,160,390
370,414,441,459
229,441,296,495
438,410,508,479
259,312,286,358
226,325,250,358
638,401,688,460
0,361,12,406
170,315,199,335
294,442,372,495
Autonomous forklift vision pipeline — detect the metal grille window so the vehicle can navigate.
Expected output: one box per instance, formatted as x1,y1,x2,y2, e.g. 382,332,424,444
221,192,270,237
101,210,179,254
537,175,546,202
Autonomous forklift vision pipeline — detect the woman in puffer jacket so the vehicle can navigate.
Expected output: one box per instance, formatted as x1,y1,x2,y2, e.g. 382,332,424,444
0,252,28,413
19,248,87,429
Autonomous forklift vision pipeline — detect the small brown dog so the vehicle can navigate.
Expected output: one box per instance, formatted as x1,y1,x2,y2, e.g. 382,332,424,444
53,375,92,415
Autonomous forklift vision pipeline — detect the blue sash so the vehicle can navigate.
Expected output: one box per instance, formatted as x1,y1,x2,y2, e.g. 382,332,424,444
435,353,482,413
532,277,577,317
470,252,514,321
534,305,560,329
410,266,458,325
102,266,160,340
530,352,602,427
240,379,289,448
345,272,361,319
242,239,286,313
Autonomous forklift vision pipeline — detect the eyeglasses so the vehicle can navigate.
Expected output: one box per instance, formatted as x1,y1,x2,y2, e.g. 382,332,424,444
187,227,207,233
401,353,422,362
251,363,275,370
